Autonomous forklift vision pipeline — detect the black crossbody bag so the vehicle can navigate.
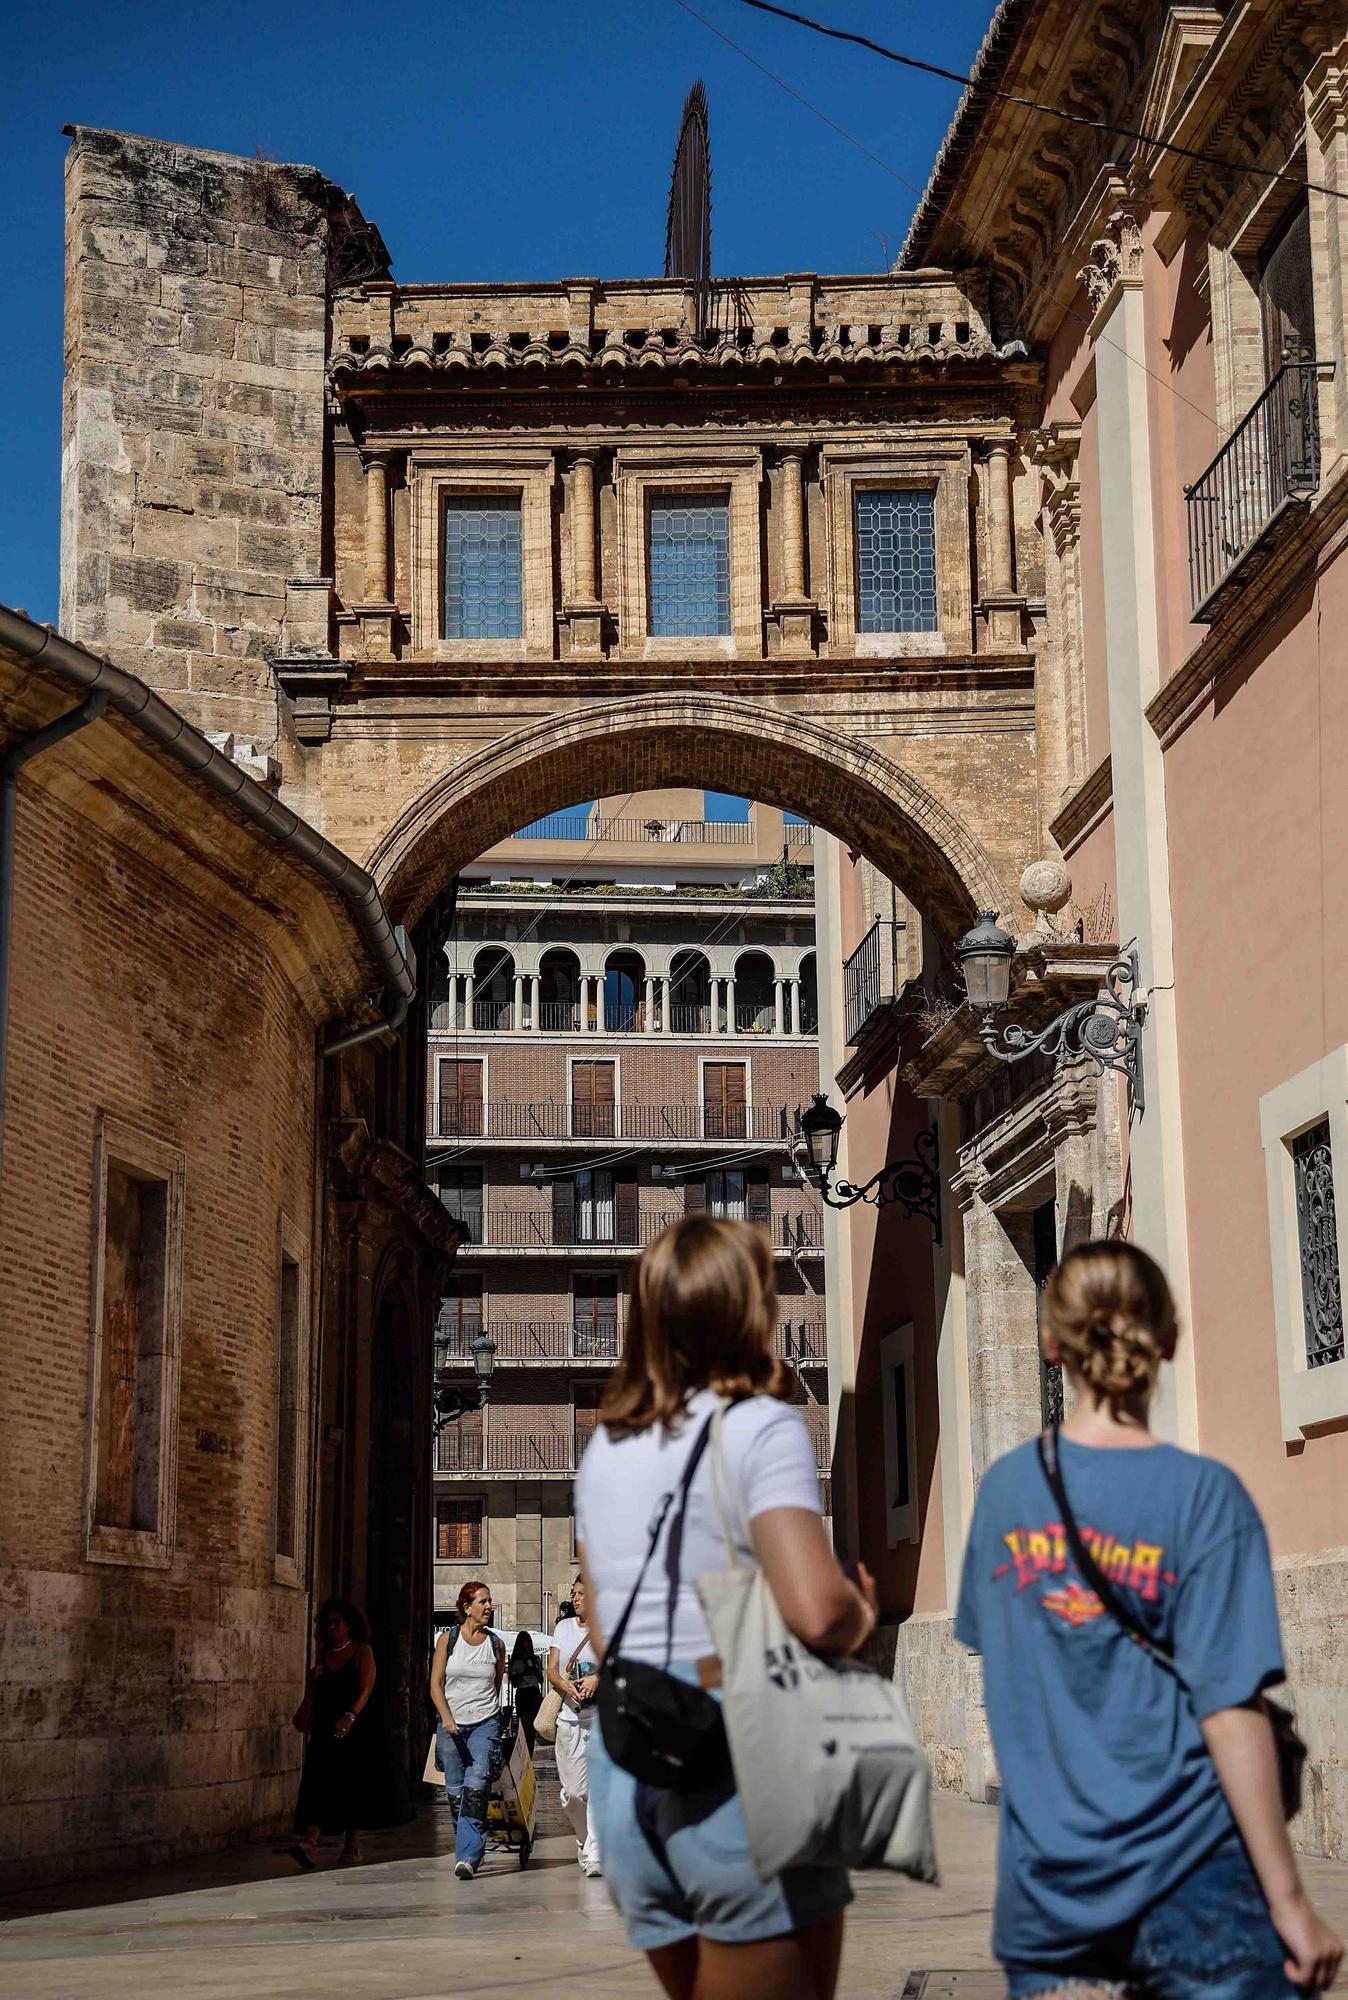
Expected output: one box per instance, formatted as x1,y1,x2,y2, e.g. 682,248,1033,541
1037,1426,1305,1821
596,1407,731,1793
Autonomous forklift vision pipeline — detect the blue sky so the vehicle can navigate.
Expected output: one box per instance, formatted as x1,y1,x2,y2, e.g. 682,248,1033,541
2,0,995,620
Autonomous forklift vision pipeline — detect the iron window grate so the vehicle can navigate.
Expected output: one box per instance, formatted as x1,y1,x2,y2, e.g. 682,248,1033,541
856,488,937,634
649,493,731,637
1292,1119,1345,1369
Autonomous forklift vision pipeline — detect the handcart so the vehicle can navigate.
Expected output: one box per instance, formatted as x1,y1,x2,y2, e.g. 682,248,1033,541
425,1690,538,1869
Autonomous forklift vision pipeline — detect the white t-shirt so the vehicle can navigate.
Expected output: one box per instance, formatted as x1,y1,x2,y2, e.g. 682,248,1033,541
573,1390,821,1666
550,1616,601,1731
441,1628,501,1726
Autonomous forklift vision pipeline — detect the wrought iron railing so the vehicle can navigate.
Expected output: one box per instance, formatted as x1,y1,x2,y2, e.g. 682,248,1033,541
430,1100,791,1142
509,814,760,844
734,1001,776,1035
538,1000,580,1031
460,1208,681,1250
603,1004,646,1033
843,920,901,1044
437,1321,621,1364
1186,357,1325,616
471,1000,514,1031
668,1002,712,1034
772,1321,827,1363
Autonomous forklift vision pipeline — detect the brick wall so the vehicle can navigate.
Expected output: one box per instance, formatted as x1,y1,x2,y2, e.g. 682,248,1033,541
0,783,321,1892
61,127,386,744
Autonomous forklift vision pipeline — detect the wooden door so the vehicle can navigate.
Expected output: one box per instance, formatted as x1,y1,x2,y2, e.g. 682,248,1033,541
703,1062,747,1140
438,1059,483,1137
572,1059,616,1138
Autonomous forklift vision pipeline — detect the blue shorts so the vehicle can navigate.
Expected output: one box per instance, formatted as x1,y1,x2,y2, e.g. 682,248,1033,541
587,1665,852,1952
1004,1832,1303,1999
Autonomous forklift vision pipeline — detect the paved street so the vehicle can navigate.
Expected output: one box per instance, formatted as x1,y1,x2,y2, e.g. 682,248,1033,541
3,1756,1347,2000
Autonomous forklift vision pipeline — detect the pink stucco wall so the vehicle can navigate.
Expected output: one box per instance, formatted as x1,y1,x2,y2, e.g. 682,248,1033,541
1165,559,1348,1554
1145,217,1219,681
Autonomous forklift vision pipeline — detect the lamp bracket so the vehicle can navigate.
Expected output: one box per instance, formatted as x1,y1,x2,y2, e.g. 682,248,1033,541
976,946,1146,1120
791,1111,942,1240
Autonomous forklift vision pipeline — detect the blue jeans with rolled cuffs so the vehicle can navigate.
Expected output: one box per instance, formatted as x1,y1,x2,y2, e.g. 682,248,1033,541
438,1715,499,1869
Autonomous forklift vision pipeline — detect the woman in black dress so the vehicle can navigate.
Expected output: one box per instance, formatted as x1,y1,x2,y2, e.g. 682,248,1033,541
289,1600,412,1868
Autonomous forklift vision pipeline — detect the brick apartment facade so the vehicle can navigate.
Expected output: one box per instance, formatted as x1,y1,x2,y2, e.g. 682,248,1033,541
428,794,829,1628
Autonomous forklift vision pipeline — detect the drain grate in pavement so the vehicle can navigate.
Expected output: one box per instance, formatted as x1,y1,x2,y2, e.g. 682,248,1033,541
901,1976,1006,2000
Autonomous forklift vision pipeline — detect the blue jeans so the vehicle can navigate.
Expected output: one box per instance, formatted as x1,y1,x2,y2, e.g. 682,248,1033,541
1004,1832,1304,1998
438,1716,499,1870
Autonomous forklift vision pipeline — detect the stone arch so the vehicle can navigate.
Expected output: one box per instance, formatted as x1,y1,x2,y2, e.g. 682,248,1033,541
371,693,1012,941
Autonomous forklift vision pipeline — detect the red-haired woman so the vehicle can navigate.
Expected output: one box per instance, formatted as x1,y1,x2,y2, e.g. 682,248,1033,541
429,1580,506,1879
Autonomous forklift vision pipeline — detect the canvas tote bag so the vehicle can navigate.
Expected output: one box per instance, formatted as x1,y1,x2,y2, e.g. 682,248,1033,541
533,1631,590,1746
694,1403,938,1883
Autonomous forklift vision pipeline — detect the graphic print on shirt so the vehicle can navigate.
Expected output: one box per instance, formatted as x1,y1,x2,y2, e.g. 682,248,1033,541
990,1519,1179,1629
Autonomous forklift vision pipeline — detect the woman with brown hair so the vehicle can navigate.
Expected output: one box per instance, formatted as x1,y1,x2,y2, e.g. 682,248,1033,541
957,1239,1342,1998
575,1215,876,2000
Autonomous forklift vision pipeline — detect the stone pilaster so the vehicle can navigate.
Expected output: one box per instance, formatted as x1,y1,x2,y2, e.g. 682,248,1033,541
558,453,607,659
1029,422,1088,835
767,449,818,656
980,438,1027,650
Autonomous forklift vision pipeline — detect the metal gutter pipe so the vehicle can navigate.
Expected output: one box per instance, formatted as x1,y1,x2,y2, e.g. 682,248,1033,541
0,690,110,1186
0,607,415,1059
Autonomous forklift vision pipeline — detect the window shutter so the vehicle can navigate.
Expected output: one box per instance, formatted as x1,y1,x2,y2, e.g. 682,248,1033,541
748,1167,771,1228
684,1179,707,1216
552,1175,575,1246
616,1173,639,1245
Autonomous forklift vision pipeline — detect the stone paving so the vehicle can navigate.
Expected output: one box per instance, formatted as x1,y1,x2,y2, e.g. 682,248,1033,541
1,1757,1345,2000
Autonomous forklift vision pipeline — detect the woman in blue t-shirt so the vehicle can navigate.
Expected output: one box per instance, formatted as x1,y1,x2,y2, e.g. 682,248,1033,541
957,1239,1341,1998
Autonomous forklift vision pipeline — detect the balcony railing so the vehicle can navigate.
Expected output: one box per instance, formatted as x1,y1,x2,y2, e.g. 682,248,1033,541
510,815,760,844
437,1320,621,1365
734,1001,776,1035
668,1003,712,1034
843,920,902,1045
772,1321,827,1363
443,1206,822,1253
431,1100,792,1142
472,1000,515,1031
1186,357,1326,617
603,1004,647,1033
538,1000,581,1031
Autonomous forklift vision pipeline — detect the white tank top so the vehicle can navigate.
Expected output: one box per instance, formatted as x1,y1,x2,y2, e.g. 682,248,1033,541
442,1629,500,1726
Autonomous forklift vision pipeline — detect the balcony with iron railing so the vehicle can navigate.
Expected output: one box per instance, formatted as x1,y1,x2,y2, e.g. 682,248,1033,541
843,920,903,1045
1186,356,1330,620
429,1100,792,1144
434,1318,827,1370
434,1418,831,1477
444,1206,824,1255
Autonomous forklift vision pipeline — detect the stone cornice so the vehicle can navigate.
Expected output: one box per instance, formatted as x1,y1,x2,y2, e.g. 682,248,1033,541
333,1120,467,1263
1049,753,1113,855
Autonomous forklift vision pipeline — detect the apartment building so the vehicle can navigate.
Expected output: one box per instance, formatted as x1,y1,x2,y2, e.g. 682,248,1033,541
427,793,827,1629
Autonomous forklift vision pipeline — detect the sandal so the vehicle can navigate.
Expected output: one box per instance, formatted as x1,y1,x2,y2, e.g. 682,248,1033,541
287,1841,318,1871
336,1844,363,1868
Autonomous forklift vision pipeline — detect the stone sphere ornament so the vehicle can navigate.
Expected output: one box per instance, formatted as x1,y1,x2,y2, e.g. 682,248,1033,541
1019,857,1072,917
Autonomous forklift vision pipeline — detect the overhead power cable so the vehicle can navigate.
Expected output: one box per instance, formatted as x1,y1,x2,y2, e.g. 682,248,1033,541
726,0,1342,201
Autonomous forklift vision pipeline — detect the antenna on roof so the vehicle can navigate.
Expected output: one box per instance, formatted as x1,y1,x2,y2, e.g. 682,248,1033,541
665,82,711,334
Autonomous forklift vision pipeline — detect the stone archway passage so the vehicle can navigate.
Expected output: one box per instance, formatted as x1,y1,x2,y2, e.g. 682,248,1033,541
371,693,1012,943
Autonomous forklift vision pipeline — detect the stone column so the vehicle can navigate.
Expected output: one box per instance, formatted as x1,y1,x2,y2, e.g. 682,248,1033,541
464,971,475,1031
781,451,806,597
528,973,541,1031
643,975,656,1032
512,972,524,1029
774,980,786,1036
710,978,723,1036
572,455,597,600
363,452,390,602
659,979,670,1034
786,977,799,1037
981,438,1026,650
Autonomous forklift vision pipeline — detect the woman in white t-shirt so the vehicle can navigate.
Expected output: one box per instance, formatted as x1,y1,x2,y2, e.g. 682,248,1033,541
548,1573,602,1875
429,1581,505,1880
575,1216,876,2000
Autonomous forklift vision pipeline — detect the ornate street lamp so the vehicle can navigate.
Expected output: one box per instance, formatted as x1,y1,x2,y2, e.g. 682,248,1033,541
954,909,1147,1118
433,1326,497,1433
791,1092,941,1241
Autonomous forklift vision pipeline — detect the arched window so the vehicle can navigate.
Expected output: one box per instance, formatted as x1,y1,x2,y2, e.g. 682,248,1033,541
669,950,712,1034
473,948,514,1031
539,948,581,1032
734,952,775,1035
604,951,645,1033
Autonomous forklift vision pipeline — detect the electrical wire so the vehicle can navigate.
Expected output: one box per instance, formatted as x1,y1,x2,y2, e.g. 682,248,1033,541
728,0,1343,201
672,0,1221,432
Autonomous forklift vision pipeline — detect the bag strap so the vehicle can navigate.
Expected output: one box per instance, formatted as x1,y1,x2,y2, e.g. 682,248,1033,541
602,1407,718,1667
563,1630,589,1676
1036,1427,1177,1673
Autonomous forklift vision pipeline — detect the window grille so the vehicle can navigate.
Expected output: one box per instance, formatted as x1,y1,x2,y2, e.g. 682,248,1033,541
855,489,937,634
444,496,522,640
1292,1120,1345,1369
649,494,731,637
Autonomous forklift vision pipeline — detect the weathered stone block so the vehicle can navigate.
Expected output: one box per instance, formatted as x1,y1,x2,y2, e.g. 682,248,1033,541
2,1739,77,1804
179,313,239,360
161,275,243,320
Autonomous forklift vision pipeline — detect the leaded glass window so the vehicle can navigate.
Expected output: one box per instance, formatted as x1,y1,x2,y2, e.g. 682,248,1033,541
1292,1120,1345,1369
443,496,522,640
649,493,731,638
856,488,938,634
